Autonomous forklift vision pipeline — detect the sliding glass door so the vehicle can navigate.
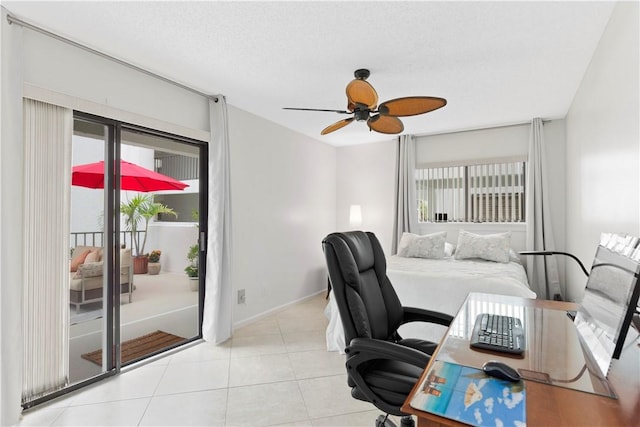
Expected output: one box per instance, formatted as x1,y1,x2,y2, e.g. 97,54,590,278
117,127,203,365
64,113,206,394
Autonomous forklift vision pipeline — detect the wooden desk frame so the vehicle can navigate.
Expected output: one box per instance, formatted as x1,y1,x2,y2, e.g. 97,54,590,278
401,293,640,427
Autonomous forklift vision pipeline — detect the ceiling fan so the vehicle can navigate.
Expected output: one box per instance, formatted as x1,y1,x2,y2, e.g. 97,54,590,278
283,69,447,135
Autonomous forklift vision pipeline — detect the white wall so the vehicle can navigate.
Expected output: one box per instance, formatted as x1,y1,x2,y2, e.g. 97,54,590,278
336,139,396,254
415,124,530,165
228,105,336,324
21,27,209,134
145,222,198,274
565,1,640,302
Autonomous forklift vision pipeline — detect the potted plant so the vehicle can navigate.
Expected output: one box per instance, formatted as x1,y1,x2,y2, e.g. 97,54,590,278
148,250,161,275
121,194,177,274
185,243,199,291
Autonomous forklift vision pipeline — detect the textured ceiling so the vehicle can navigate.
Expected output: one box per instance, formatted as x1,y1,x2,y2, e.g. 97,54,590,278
4,1,616,146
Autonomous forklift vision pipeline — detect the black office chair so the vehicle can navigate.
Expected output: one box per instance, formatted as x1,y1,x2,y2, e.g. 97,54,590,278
322,231,453,427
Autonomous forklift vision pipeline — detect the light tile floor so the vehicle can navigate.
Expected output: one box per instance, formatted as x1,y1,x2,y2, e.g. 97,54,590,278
16,294,410,426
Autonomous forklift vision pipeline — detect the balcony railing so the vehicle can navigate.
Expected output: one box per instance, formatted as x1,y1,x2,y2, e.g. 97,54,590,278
70,231,145,252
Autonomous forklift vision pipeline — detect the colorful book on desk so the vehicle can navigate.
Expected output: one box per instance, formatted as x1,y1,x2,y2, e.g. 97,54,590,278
410,360,526,427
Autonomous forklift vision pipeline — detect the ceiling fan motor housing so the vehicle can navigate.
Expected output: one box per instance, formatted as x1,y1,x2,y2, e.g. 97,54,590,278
354,68,370,80
354,106,370,121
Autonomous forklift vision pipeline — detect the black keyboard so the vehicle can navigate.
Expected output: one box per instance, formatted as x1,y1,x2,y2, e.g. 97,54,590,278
470,313,525,355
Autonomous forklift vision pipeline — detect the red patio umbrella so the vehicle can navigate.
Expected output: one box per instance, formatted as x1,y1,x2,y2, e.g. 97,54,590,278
72,160,189,192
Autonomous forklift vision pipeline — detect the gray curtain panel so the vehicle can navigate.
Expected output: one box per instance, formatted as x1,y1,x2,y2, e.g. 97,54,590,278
525,118,562,299
392,134,417,254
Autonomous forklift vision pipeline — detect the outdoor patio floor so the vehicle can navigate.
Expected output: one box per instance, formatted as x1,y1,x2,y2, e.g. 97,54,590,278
69,271,199,383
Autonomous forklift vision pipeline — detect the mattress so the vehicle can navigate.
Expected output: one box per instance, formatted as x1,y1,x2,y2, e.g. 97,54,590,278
325,255,536,353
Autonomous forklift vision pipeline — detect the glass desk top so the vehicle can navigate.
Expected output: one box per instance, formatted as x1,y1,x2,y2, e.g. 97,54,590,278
435,293,616,398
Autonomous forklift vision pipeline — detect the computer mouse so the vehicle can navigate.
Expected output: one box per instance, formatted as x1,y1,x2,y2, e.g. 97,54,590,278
482,360,521,382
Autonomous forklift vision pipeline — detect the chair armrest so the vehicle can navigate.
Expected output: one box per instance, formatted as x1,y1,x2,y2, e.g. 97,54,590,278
402,306,453,327
347,337,430,368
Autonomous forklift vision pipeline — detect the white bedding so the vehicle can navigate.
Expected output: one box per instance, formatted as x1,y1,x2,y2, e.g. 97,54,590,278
325,255,536,353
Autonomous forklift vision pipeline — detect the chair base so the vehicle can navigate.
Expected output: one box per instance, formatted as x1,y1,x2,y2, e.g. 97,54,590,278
375,414,414,427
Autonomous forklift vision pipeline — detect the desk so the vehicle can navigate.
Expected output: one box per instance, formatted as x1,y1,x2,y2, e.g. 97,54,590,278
401,293,640,426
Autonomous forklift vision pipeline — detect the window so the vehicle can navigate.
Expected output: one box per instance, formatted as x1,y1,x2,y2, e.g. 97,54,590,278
416,158,526,223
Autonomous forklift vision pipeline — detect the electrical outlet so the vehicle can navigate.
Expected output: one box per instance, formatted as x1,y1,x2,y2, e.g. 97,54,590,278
238,289,246,304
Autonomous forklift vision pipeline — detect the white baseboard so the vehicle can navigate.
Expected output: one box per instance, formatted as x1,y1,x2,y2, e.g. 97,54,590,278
232,290,326,331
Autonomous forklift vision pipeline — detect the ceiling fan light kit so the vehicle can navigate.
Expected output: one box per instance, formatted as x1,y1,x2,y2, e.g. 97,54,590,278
284,68,447,136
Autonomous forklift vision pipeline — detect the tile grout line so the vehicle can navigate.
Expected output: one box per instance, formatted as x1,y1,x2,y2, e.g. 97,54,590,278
137,360,173,426
223,343,232,427
46,404,67,427
281,312,314,426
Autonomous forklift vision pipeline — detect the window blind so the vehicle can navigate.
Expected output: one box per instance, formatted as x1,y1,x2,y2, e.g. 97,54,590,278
416,160,526,223
22,99,72,403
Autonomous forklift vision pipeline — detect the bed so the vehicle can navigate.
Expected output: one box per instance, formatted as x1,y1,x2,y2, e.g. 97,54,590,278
325,230,537,353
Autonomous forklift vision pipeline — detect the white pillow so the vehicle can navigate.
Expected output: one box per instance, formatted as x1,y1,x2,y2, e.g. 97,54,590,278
84,249,100,264
509,248,522,264
397,232,447,259
444,242,456,257
454,230,511,263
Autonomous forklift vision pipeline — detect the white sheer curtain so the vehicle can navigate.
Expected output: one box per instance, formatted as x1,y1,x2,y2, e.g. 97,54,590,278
392,134,418,254
525,118,561,299
202,96,233,344
22,98,72,402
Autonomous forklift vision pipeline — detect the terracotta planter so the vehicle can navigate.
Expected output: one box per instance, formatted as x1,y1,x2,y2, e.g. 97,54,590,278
133,255,148,274
148,262,161,275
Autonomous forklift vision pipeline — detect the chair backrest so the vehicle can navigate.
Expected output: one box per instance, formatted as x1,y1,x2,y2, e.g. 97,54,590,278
323,231,405,346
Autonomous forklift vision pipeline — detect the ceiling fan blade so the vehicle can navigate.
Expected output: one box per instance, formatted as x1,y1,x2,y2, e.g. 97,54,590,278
346,79,378,109
367,115,404,134
321,118,354,135
283,107,350,114
347,101,355,112
378,96,447,117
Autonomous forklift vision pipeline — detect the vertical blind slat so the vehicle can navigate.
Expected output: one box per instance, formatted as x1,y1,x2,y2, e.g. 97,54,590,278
511,163,516,222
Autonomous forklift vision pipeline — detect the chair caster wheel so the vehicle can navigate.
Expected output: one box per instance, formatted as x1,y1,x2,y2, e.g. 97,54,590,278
375,414,397,427
400,415,415,427
375,414,414,427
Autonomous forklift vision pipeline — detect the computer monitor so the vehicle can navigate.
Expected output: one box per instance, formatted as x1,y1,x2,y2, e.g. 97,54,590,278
574,233,640,377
